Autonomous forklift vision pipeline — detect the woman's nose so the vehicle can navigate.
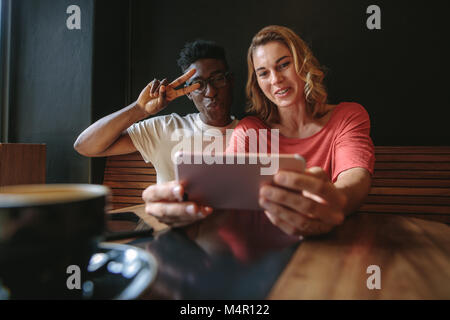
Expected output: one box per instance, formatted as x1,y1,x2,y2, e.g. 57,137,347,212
270,71,283,85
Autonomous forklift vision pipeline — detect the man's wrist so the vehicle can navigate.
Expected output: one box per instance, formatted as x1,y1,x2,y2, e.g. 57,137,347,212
131,101,152,121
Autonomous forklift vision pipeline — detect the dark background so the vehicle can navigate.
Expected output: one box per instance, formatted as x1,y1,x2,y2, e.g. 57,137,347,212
1,0,449,183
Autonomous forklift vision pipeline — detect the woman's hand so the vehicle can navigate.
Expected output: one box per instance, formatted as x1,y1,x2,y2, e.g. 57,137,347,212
136,69,200,115
258,167,347,237
142,180,213,228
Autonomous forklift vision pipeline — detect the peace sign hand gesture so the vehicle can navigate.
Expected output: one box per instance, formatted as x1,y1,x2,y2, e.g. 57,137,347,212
136,68,200,115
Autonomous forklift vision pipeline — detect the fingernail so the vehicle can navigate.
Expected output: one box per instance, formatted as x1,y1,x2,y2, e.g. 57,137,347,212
186,204,196,215
173,186,183,201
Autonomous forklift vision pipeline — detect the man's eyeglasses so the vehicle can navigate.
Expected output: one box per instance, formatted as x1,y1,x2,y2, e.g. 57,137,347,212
186,72,230,95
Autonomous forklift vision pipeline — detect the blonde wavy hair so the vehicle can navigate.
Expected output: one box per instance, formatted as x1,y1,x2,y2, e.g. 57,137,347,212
246,25,328,121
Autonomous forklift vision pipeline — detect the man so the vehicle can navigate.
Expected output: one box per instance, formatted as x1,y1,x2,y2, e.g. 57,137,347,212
74,40,238,226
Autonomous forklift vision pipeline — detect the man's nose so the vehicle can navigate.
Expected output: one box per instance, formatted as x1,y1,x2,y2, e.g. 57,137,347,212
204,82,218,98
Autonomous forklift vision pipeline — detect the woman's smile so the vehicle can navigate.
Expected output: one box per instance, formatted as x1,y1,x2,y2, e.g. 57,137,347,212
274,87,291,97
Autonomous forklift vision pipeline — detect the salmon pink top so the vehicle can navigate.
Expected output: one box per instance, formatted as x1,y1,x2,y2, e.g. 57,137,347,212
227,102,375,182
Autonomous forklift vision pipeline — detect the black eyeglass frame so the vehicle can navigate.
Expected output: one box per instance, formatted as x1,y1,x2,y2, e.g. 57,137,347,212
185,71,231,95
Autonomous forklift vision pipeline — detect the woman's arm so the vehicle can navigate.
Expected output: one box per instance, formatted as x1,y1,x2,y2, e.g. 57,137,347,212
334,167,372,216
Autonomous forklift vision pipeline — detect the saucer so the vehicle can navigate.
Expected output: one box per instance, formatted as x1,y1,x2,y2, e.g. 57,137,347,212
82,242,158,300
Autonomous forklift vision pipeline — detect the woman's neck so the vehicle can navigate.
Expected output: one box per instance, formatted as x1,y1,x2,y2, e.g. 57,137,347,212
273,101,315,138
271,101,334,139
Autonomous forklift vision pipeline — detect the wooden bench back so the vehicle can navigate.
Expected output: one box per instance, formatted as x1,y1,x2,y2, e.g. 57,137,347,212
358,146,450,223
103,152,156,209
104,147,450,223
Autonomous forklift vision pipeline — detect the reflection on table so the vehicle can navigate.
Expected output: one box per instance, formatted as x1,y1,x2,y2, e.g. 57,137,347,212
136,209,300,299
110,205,450,299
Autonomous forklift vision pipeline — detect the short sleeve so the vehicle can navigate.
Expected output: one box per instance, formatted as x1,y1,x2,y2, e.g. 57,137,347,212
127,117,164,164
332,104,375,182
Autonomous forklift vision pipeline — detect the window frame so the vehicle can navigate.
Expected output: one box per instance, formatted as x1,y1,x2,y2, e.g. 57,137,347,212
0,0,12,142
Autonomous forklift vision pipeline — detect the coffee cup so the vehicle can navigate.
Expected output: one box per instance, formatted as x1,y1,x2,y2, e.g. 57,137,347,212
0,184,110,299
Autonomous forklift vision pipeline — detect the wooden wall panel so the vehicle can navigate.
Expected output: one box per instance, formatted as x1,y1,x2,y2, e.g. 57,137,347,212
0,143,46,186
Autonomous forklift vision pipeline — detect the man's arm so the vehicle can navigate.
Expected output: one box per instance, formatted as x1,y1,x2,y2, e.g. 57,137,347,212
74,70,200,158
73,101,147,157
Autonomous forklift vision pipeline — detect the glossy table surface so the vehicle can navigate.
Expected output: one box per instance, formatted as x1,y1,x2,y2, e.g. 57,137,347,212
109,205,450,299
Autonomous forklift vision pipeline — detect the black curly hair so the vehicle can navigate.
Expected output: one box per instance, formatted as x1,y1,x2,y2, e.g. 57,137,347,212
177,39,228,72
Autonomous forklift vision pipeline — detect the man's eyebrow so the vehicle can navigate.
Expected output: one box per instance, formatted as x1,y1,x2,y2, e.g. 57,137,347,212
190,70,226,81
207,70,226,78
256,55,291,72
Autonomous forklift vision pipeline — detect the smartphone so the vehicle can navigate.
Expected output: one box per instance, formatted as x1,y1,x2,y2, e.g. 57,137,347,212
174,152,306,210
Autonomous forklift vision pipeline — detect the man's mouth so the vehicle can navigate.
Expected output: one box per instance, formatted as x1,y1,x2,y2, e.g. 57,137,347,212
206,101,219,109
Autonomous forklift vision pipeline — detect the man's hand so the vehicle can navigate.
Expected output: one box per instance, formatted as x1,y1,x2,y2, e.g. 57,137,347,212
136,69,201,115
142,180,213,228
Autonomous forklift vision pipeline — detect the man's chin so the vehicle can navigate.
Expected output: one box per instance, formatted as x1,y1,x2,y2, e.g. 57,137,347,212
205,110,231,126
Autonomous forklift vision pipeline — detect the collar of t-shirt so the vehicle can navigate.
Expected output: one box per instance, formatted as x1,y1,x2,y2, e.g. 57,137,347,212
194,113,238,136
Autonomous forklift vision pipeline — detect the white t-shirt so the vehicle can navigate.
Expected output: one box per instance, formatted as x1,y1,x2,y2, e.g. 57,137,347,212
127,113,239,184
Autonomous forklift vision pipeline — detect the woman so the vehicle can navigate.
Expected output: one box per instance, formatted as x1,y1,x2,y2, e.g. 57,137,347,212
227,25,375,237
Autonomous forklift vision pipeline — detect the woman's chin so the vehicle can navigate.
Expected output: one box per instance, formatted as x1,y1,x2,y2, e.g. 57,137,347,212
274,100,296,109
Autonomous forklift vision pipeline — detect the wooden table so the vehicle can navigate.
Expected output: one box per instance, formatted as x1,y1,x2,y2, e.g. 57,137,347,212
269,213,450,299
109,205,450,299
